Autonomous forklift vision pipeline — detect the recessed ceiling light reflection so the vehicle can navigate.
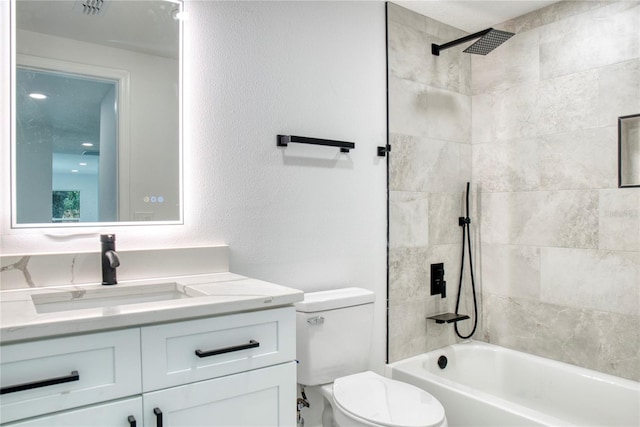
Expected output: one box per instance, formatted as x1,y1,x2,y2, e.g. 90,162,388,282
71,169,79,173
82,142,94,147
79,162,88,166
28,93,47,100
172,9,188,20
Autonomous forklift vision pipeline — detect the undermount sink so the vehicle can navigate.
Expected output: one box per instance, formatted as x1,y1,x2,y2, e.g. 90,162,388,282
31,282,208,314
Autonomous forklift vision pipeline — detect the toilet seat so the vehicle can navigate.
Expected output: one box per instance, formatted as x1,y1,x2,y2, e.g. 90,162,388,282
332,371,446,427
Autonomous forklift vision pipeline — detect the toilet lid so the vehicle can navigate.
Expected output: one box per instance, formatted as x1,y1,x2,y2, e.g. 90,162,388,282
332,372,445,427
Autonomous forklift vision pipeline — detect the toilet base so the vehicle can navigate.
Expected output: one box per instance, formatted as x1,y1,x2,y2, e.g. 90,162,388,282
318,384,336,427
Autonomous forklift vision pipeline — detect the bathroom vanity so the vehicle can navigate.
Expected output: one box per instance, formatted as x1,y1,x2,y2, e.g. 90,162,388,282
0,271,303,426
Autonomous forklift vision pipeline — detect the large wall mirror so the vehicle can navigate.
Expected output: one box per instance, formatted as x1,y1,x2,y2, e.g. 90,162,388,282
11,0,183,227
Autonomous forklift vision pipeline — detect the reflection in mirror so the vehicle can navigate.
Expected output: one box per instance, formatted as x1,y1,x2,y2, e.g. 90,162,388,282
619,114,640,188
12,0,182,226
17,67,118,223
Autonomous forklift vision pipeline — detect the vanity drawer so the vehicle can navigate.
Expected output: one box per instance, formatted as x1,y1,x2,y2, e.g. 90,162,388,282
141,306,295,391
3,397,142,426
0,329,141,424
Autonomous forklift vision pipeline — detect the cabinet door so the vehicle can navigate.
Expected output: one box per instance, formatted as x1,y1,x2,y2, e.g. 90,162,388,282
3,397,142,426
143,362,296,427
0,328,142,424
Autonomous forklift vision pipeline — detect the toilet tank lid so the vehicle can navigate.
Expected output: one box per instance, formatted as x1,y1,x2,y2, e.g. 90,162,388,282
295,287,375,312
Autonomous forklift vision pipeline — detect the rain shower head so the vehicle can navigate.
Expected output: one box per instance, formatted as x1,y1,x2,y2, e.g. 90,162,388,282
432,28,515,56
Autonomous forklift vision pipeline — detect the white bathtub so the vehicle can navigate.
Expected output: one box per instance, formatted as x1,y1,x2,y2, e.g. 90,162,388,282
388,341,639,427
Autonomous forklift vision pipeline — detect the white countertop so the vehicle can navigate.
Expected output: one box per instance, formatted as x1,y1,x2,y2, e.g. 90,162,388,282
0,272,304,344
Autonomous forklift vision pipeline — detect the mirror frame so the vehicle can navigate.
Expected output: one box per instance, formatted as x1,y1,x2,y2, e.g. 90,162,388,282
9,0,184,228
618,113,640,189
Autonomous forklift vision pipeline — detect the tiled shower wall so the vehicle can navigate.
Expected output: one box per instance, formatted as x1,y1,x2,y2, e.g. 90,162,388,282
388,1,640,381
387,3,474,362
472,1,639,381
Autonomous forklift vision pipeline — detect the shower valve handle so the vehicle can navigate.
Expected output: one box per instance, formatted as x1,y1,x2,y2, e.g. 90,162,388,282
430,263,446,299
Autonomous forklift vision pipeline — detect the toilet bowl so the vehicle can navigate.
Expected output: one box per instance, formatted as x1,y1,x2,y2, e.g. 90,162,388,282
318,371,447,427
295,288,447,427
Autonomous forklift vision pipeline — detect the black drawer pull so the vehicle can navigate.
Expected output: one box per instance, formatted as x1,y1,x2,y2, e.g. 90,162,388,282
128,415,137,427
0,370,79,395
195,340,260,358
154,407,163,427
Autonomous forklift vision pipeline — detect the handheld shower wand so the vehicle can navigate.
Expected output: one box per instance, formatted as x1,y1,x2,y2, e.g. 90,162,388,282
454,182,478,339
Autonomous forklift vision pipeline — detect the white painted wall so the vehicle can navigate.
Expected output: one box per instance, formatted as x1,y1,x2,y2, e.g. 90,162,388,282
15,123,52,223
99,85,117,222
1,0,387,374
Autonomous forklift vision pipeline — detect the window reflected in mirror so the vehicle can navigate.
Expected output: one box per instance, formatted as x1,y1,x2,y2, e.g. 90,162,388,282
52,190,81,223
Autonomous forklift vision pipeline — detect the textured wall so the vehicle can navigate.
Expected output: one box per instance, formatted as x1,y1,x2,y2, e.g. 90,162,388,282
472,0,640,381
387,3,475,362
1,1,388,373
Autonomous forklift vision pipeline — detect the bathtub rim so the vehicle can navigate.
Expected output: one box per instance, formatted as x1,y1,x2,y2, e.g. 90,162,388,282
387,340,640,390
386,340,640,427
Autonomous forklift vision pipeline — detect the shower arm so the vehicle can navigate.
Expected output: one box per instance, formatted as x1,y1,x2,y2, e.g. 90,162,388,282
431,28,492,56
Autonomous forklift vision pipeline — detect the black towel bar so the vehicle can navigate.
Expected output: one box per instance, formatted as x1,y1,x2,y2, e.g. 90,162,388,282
277,135,355,153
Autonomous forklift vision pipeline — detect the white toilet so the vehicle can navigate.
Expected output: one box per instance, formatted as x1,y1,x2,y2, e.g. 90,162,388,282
295,288,447,427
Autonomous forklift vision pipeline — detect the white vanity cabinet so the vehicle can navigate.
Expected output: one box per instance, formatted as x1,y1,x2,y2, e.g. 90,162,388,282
1,307,297,427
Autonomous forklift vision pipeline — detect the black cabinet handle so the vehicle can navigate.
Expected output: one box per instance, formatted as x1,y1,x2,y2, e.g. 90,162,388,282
153,408,163,427
128,415,137,427
0,370,79,395
195,340,260,358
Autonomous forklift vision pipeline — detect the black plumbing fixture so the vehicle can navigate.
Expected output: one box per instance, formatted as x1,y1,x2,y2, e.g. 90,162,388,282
437,355,448,370
101,234,120,285
432,28,515,56
426,183,477,331
430,263,446,298
377,144,391,157
427,312,470,324
454,182,479,339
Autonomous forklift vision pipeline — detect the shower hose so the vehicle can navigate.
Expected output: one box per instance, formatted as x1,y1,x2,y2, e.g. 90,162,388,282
454,182,478,339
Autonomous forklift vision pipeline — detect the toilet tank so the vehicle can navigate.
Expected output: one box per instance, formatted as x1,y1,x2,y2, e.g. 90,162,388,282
295,287,375,386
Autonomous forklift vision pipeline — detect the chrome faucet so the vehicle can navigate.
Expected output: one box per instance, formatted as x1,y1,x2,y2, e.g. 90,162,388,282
100,234,120,285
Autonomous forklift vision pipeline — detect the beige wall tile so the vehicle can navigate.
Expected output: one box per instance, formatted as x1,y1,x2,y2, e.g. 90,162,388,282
599,189,640,251
540,2,640,79
539,127,618,190
598,59,640,127
389,191,429,249
481,244,541,300
390,133,470,192
472,138,540,192
540,248,639,316
484,294,640,381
